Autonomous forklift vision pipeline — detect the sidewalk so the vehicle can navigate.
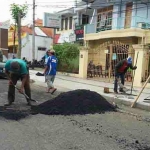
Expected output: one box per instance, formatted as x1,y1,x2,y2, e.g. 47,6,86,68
29,70,150,111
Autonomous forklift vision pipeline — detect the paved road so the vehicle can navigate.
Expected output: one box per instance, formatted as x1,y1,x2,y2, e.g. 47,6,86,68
0,79,150,150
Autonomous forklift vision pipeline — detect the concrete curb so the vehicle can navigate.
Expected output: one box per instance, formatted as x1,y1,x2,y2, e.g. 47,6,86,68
104,95,150,112
29,70,150,112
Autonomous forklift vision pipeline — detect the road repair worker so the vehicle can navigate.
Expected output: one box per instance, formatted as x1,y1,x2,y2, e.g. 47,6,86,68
44,49,57,94
5,59,31,106
42,50,50,66
114,56,137,94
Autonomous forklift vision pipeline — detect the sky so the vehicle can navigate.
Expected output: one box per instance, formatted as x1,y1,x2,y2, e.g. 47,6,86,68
0,0,76,24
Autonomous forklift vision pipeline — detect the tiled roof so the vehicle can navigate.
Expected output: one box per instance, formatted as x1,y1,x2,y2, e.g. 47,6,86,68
18,19,54,37
40,27,53,37
35,18,54,37
21,26,37,35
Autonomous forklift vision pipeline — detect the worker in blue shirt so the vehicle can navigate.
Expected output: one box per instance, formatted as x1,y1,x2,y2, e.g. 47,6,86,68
42,50,50,66
44,49,57,94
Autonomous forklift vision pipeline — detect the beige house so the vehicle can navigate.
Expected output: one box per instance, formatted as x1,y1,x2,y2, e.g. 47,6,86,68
78,0,150,87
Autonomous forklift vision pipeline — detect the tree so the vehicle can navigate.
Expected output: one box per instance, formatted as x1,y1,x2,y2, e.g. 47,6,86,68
10,3,28,58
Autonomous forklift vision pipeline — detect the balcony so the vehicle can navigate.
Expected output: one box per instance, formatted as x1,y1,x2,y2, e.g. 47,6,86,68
84,16,150,40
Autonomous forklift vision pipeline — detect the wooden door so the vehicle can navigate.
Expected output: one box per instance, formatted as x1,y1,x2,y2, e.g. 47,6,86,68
124,3,132,28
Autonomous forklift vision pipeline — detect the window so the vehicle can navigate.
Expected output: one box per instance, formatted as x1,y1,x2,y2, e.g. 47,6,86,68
65,18,68,30
97,11,112,31
97,6,113,31
38,47,46,51
82,14,89,25
69,17,72,29
61,19,64,30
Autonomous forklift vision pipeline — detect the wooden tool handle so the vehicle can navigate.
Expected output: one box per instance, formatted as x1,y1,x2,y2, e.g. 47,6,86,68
131,75,150,108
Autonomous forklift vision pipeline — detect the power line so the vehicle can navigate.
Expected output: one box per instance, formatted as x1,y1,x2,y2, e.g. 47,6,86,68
32,4,150,19
27,0,150,9
26,1,150,21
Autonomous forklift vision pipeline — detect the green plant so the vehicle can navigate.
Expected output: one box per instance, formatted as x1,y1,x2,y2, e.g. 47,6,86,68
53,43,80,73
127,68,132,72
10,3,28,22
54,43,79,65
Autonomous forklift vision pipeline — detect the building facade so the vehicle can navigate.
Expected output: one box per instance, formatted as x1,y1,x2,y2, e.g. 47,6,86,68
80,0,150,87
8,19,54,61
21,34,52,61
54,0,150,87
54,1,94,45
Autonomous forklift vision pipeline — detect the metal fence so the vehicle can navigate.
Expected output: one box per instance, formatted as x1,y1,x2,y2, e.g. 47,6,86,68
87,44,135,82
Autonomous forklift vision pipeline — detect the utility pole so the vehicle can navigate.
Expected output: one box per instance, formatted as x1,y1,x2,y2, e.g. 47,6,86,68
32,0,35,61
17,12,21,58
75,0,77,7
13,22,16,56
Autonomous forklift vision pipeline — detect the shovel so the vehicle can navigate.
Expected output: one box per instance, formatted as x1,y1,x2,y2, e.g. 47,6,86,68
13,85,38,103
8,76,38,103
118,79,137,96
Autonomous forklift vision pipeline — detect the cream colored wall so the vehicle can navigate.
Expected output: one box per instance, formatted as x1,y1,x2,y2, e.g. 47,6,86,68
84,28,146,41
133,45,149,87
88,40,106,67
87,38,138,70
79,47,88,78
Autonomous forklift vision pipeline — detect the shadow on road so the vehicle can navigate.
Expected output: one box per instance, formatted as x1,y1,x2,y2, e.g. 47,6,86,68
0,106,30,121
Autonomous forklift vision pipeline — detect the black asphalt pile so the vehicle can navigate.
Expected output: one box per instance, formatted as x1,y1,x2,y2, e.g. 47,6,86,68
31,89,116,115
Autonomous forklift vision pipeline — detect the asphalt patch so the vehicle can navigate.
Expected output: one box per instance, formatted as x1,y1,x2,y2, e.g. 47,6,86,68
0,106,30,121
31,89,116,115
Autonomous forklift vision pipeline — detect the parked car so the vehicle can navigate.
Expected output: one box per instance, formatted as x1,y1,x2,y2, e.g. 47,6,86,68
0,51,7,78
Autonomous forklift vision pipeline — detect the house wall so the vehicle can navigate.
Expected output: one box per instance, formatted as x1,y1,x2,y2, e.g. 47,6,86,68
21,35,31,60
21,34,53,61
88,37,138,69
131,3,150,28
114,5,126,29
0,29,8,57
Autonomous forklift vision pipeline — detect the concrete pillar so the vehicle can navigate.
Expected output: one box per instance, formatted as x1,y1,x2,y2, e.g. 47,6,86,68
79,47,88,78
133,44,149,87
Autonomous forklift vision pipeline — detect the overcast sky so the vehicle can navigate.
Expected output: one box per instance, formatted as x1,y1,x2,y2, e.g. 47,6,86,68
0,0,75,23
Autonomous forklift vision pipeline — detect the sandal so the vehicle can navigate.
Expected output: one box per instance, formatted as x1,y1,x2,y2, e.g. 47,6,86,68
51,88,57,94
46,87,52,93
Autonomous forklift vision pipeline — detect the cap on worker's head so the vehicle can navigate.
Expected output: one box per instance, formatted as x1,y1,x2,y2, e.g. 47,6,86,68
49,49,55,55
10,61,20,71
127,56,132,64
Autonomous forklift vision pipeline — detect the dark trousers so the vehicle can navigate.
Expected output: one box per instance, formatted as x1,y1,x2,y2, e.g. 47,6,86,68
8,73,31,104
114,73,125,92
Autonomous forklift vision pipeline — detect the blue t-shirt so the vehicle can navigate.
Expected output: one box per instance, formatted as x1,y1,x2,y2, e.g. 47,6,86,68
5,59,28,75
42,54,49,65
46,56,57,75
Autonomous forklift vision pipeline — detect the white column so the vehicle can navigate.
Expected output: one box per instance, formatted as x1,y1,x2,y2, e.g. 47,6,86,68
79,48,88,78
133,44,149,87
